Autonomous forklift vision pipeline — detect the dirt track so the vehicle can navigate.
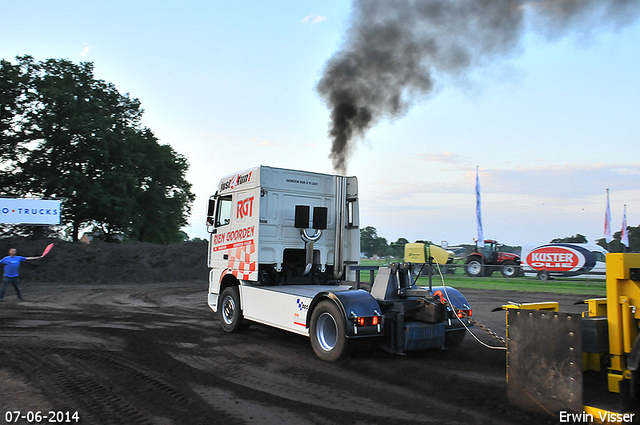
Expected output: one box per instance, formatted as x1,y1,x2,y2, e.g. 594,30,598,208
0,282,589,425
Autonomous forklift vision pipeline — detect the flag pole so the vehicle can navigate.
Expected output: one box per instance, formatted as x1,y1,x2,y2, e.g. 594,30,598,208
604,188,612,252
621,203,629,253
476,166,484,249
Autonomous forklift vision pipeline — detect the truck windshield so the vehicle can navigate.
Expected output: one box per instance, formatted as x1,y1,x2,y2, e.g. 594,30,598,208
215,196,232,227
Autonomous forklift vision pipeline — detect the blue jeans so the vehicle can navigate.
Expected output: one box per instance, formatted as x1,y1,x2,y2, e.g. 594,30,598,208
0,276,24,300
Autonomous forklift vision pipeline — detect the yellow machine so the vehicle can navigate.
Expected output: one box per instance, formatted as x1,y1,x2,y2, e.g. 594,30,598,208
505,253,640,423
404,243,450,266
591,254,640,395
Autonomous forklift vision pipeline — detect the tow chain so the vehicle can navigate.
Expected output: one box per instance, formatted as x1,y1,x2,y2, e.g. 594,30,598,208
469,319,506,345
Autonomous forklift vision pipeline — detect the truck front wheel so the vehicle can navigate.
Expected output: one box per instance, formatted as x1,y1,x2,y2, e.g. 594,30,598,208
310,301,349,362
219,287,246,333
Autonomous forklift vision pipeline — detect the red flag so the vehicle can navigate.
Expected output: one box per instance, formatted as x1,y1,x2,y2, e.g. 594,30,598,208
42,243,54,257
621,204,629,248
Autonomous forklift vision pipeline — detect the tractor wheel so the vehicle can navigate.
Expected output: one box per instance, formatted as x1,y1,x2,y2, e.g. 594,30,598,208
445,330,466,349
537,270,551,281
465,259,484,277
310,301,349,362
501,261,518,278
218,287,247,333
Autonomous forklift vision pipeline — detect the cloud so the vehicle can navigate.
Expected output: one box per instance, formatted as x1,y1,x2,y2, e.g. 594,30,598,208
301,13,327,24
417,151,465,164
359,162,640,246
80,45,90,57
259,140,276,146
359,162,640,212
485,163,640,197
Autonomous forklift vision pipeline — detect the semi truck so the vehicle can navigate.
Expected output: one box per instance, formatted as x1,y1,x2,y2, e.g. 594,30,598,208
205,166,472,361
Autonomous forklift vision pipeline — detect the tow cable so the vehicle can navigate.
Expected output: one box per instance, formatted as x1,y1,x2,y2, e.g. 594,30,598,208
431,259,507,351
469,319,506,345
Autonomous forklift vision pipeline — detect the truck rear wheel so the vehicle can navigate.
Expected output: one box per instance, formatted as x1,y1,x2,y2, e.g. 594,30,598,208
310,301,349,362
501,261,518,278
465,259,484,277
219,287,246,333
537,271,551,281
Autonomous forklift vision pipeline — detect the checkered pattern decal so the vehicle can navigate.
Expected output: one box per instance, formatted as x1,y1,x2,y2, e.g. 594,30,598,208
224,241,257,281
296,298,304,311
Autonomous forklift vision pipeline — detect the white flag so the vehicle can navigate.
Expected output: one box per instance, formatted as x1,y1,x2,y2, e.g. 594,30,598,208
476,167,484,248
621,204,629,247
604,189,612,243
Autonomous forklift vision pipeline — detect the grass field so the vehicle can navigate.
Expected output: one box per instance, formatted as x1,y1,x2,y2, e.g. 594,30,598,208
358,258,606,296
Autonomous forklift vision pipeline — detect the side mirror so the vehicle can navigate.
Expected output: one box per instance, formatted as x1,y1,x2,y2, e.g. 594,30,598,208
294,205,310,229
206,197,216,233
313,207,328,230
207,197,215,217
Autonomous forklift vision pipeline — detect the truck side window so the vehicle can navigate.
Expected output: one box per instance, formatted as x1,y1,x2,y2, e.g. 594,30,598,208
215,196,232,227
592,251,606,263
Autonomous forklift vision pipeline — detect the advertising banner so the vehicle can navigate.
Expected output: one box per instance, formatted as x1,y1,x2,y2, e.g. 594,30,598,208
0,198,62,225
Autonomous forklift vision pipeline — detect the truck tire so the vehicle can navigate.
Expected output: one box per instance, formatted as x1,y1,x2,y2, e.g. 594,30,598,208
219,287,246,333
310,301,349,362
537,270,551,281
465,259,484,277
501,261,518,278
445,330,466,349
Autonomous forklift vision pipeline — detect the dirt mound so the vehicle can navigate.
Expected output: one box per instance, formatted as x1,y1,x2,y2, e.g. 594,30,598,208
0,239,209,283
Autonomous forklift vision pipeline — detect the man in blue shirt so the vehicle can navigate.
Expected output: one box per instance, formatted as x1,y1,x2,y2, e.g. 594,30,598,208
0,248,42,302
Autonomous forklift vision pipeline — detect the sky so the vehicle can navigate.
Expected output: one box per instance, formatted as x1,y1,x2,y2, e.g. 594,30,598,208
2,1,639,247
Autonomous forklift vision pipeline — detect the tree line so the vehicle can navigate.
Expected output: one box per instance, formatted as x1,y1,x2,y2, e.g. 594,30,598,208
361,226,639,258
549,229,640,253
0,56,194,244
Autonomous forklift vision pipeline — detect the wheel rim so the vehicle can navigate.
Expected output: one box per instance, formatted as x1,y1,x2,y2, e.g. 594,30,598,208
222,295,236,325
468,261,481,275
316,312,338,352
504,266,515,276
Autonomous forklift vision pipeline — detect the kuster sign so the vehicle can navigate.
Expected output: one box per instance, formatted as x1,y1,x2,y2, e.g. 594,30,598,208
0,198,61,225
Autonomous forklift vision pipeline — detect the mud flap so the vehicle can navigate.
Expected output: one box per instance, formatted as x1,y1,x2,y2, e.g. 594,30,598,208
507,309,583,415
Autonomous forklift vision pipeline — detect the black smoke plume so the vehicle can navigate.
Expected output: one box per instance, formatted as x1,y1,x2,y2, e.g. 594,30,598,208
317,0,640,174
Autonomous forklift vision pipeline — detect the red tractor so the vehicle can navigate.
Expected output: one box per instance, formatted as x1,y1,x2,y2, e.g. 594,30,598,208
464,239,520,278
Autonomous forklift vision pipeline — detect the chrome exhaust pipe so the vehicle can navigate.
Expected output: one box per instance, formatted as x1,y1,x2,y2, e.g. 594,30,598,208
300,229,322,275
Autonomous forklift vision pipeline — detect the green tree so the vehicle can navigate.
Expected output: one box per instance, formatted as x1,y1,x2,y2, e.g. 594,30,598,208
387,237,409,258
0,59,26,166
128,129,194,244
0,56,193,243
360,226,389,257
550,234,588,243
597,224,640,253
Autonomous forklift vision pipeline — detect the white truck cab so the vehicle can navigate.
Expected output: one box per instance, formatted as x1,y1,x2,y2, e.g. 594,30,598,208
206,166,470,361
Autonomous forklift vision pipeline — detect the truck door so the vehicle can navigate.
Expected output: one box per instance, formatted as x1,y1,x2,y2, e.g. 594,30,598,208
207,188,260,285
208,194,233,273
